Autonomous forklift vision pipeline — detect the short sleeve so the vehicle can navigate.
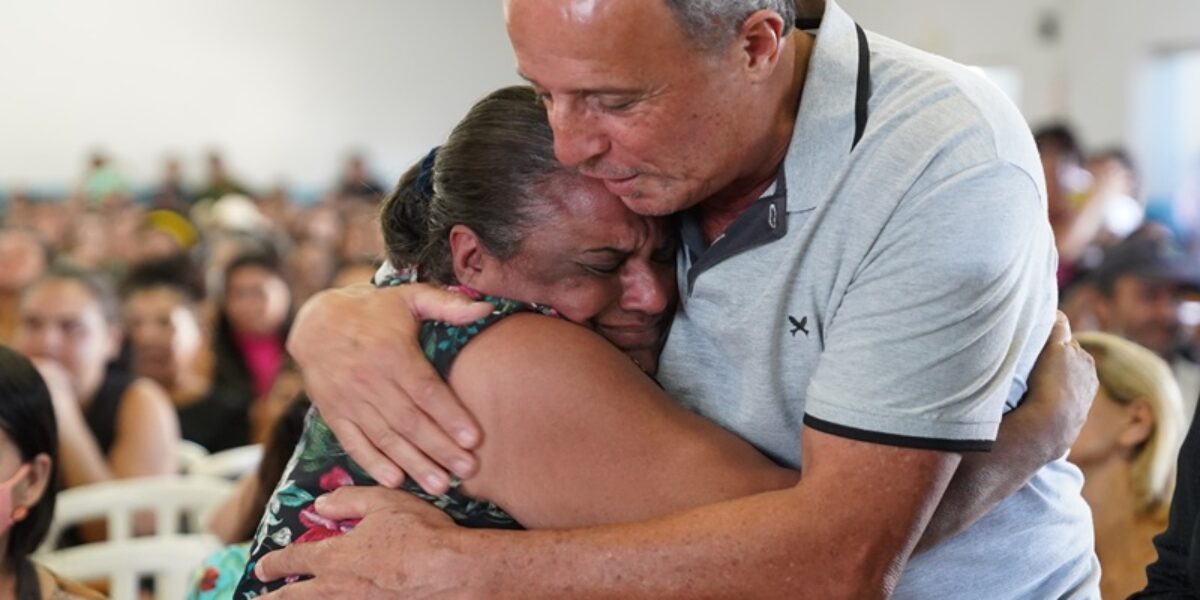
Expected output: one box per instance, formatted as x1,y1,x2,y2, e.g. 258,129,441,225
803,161,1057,451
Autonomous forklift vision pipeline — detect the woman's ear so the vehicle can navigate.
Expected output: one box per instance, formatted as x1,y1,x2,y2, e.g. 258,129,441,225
449,224,488,287
14,453,53,520
1117,399,1155,451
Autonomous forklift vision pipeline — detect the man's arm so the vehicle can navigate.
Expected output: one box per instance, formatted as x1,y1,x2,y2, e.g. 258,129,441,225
258,429,958,599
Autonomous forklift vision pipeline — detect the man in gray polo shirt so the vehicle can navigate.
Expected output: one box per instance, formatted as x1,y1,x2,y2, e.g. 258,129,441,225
261,0,1099,597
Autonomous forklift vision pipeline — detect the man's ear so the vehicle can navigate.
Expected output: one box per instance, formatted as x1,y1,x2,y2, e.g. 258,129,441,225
449,224,488,287
738,9,789,82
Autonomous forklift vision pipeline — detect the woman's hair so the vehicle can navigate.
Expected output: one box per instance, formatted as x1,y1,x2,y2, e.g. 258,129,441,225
119,255,206,304
23,266,120,325
221,250,285,299
1077,332,1185,520
0,345,60,559
380,85,565,284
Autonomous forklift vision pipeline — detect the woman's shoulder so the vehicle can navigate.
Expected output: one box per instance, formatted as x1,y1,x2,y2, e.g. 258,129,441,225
34,563,105,600
417,288,562,377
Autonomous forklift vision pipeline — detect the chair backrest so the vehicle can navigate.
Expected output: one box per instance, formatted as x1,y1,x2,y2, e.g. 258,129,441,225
39,474,236,553
189,444,263,480
37,535,222,600
176,440,211,475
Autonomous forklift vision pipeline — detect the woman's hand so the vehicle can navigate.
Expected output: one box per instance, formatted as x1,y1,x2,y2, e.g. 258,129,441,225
287,283,493,493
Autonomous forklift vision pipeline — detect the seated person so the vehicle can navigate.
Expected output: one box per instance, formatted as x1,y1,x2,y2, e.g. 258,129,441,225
13,268,179,540
1070,332,1185,598
239,87,1094,594
188,395,311,599
121,257,250,452
0,345,104,599
211,253,292,415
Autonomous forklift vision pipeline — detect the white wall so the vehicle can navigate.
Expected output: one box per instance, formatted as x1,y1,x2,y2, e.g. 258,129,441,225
841,0,1200,150
0,1,521,192
3,1,1199,192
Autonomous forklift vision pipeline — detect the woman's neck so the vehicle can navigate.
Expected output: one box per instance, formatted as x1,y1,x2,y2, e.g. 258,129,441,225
1082,458,1163,598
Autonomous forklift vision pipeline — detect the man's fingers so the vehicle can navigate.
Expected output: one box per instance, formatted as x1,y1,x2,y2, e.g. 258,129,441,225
406,284,495,325
256,539,324,583
387,355,482,459
324,417,405,488
356,411,453,494
313,485,426,521
1046,311,1072,346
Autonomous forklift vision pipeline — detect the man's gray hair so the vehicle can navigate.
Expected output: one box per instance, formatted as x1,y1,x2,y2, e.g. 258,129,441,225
663,0,799,52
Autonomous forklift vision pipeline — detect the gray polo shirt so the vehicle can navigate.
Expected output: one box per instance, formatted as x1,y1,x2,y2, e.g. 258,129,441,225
656,1,1099,597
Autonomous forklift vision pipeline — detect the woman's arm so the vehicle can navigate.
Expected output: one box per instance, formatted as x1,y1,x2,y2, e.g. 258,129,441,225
456,312,1094,542
109,379,181,480
451,313,797,528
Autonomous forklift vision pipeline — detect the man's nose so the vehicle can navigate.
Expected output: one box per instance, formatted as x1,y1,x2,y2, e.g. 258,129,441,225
548,100,609,168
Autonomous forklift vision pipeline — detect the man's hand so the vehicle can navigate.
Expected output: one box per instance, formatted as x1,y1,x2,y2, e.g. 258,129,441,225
1022,311,1098,459
288,283,493,492
256,487,480,599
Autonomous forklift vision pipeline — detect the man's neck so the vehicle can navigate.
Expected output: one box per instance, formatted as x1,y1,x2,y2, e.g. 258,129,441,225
697,31,815,244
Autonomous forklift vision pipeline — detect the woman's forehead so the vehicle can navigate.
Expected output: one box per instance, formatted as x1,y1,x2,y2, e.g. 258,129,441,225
539,175,658,246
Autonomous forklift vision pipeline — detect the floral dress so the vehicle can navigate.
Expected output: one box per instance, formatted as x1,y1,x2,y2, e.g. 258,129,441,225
233,286,558,598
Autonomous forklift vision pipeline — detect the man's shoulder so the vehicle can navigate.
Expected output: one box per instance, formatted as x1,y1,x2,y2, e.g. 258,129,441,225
860,33,1041,182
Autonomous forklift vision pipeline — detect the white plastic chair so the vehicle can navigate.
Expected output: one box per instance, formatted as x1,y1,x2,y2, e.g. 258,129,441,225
38,474,236,553
176,439,211,475
189,444,263,480
38,535,222,600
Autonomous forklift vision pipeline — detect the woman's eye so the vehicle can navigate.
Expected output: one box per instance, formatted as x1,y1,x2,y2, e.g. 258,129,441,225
584,264,621,276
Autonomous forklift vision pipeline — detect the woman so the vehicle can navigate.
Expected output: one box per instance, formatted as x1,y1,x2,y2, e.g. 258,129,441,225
1070,332,1185,598
239,86,1087,595
0,345,104,599
121,257,251,452
13,268,179,540
211,252,292,414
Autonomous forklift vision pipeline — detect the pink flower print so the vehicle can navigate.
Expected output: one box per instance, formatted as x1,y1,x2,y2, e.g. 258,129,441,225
295,505,359,544
318,466,353,491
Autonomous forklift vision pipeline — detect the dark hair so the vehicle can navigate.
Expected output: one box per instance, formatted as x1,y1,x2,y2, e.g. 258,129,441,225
119,255,206,304
380,86,565,284
1033,122,1083,164
235,393,310,540
221,250,286,299
0,346,60,559
24,266,119,325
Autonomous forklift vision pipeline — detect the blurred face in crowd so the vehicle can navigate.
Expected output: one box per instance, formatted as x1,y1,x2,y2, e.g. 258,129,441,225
505,0,788,216
14,279,120,401
123,287,203,388
0,231,48,294
284,242,335,307
457,174,677,371
1097,276,1183,358
1068,385,1153,468
224,265,291,336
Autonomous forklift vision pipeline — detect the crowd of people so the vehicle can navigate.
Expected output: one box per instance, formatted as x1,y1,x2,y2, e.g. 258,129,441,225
0,1,1199,598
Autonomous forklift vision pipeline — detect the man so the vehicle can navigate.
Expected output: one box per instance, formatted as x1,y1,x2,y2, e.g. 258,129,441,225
1091,231,1200,423
259,1,1099,597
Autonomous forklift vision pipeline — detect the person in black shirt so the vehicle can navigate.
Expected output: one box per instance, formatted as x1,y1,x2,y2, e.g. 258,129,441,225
1135,390,1200,598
